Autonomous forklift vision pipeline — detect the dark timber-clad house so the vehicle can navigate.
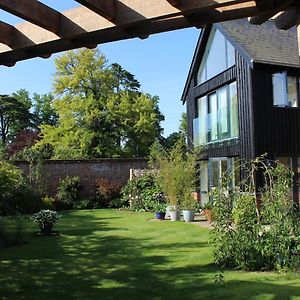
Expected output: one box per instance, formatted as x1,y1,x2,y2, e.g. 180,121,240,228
182,19,300,206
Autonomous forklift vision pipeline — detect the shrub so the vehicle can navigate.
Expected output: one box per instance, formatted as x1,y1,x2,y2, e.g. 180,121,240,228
121,173,165,212
149,139,199,207
94,178,123,208
42,195,56,210
210,158,300,271
56,176,80,210
0,161,41,215
0,216,25,248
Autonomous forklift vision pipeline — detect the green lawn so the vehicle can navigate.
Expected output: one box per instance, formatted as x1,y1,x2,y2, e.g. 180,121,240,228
0,209,300,300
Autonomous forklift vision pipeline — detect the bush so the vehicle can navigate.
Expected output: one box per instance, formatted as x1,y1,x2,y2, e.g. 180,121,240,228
121,173,165,212
0,161,41,215
56,176,80,210
210,158,300,271
42,195,56,210
149,139,199,207
94,178,123,208
0,216,25,248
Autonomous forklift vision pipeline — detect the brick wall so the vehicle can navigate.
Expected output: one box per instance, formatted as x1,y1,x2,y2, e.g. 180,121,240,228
15,159,147,197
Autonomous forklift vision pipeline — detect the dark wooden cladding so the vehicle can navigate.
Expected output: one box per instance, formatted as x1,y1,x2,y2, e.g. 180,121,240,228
186,81,196,149
194,66,236,98
252,64,300,158
186,46,300,165
236,53,255,160
201,139,239,159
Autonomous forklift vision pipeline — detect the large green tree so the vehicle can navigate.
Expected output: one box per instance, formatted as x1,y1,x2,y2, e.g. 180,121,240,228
0,95,32,146
36,48,164,158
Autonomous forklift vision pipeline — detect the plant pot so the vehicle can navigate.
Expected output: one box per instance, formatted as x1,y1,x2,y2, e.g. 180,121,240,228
203,209,213,223
155,212,166,220
182,210,195,222
169,207,181,221
165,205,172,218
39,223,53,235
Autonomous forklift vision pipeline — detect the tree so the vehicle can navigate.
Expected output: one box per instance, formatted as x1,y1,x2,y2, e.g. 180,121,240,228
32,93,58,127
0,95,32,146
7,129,40,157
36,48,164,158
161,112,188,150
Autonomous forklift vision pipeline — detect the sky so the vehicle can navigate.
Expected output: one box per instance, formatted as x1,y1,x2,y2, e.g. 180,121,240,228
0,1,200,137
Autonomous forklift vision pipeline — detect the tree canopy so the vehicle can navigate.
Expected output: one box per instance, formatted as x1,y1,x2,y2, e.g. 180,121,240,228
0,95,32,146
36,48,164,159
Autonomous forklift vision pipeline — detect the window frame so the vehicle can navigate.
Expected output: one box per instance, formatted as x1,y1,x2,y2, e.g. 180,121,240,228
272,71,300,108
193,81,238,145
196,27,236,86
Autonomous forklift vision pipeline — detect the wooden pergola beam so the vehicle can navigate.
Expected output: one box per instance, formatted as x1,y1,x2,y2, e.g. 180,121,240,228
274,10,296,29
167,0,181,8
0,21,33,49
0,0,290,66
249,0,294,25
73,0,116,21
0,0,61,34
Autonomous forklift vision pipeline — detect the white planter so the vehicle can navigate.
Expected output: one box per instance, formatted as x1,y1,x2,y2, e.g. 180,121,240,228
169,207,181,221
165,205,171,218
182,210,195,222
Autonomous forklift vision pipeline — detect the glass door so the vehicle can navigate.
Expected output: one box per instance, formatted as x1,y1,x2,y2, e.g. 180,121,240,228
209,157,234,201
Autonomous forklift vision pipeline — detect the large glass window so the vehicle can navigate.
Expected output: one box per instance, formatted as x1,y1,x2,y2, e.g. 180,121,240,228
197,27,235,85
209,93,218,141
273,72,299,108
193,82,239,145
193,117,200,146
198,96,207,145
229,82,239,137
218,86,228,138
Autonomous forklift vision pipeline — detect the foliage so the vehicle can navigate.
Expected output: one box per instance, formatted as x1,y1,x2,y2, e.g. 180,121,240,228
56,176,81,210
161,132,183,151
210,158,300,271
42,195,56,210
35,48,164,159
0,161,42,215
17,146,51,198
94,178,123,208
181,193,198,210
7,129,40,157
121,173,165,212
0,94,32,146
32,92,58,127
149,138,199,207
0,216,25,248
152,201,166,213
31,209,59,229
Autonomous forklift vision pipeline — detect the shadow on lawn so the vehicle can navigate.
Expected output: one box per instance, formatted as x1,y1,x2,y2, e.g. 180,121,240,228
0,212,300,300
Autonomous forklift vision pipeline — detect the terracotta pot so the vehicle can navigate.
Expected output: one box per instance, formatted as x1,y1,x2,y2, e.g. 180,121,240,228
203,209,213,223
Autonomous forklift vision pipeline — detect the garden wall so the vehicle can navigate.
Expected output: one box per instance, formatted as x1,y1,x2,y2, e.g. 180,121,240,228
15,159,147,197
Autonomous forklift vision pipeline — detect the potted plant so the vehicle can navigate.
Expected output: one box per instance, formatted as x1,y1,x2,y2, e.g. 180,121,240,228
31,209,60,235
153,202,166,220
202,202,213,223
181,192,197,222
149,139,199,222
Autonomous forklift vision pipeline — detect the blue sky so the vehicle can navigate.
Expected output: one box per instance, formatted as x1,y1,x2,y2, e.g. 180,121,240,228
0,1,199,137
